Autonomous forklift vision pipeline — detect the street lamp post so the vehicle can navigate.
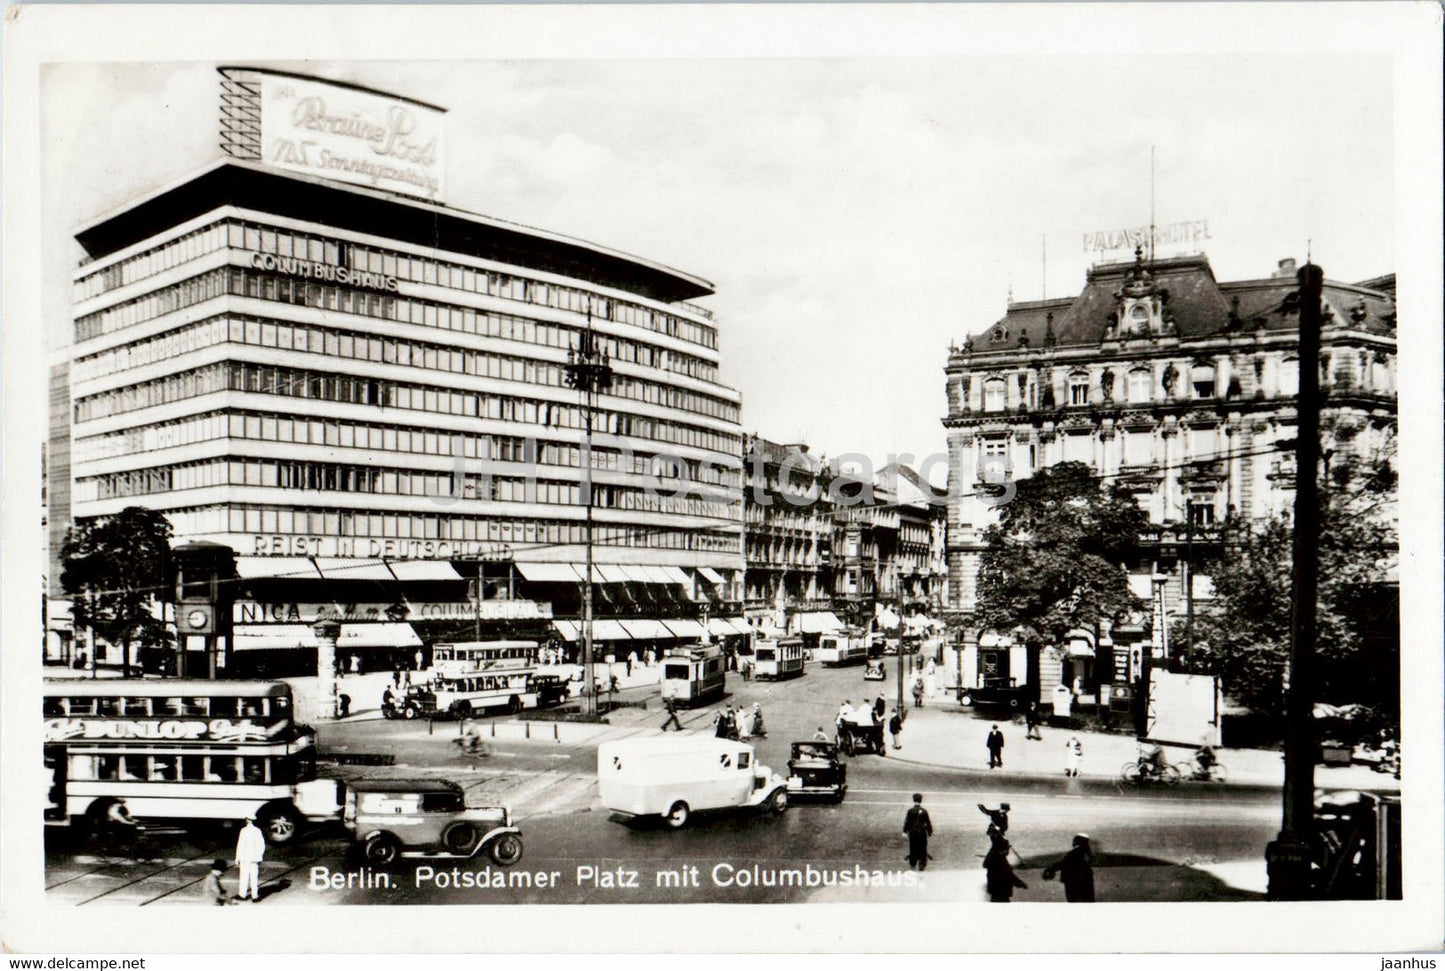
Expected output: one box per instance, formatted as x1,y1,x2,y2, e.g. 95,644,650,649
565,305,613,718
1267,262,1324,900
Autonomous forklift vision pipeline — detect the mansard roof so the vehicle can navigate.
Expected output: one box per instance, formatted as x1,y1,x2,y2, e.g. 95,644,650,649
967,254,1395,354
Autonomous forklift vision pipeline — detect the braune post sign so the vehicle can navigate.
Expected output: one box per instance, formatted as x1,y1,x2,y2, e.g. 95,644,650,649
229,69,447,202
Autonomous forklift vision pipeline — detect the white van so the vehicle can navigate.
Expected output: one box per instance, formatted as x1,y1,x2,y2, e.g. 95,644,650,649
596,735,789,828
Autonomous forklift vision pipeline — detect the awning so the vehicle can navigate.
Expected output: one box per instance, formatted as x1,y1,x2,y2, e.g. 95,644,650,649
339,623,422,649
592,620,631,641
232,624,318,651
517,563,584,583
1064,643,1096,659
661,566,691,586
727,618,753,636
552,620,580,642
621,619,675,640
313,558,395,581
235,557,322,581
706,618,736,637
387,561,463,581
797,612,845,634
595,565,632,584
662,619,707,638
697,567,724,585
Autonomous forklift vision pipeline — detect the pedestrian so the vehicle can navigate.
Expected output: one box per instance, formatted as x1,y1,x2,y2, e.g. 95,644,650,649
750,703,767,738
205,860,233,906
1064,735,1083,777
714,707,732,739
978,802,1010,839
337,693,351,718
812,726,831,742
1025,703,1043,740
873,695,886,721
414,649,424,671
902,793,933,870
888,710,904,749
986,723,1006,769
234,814,266,902
1042,834,1096,902
101,798,140,854
737,704,753,740
661,696,684,731
741,659,752,681
626,651,636,677
836,700,854,742
912,673,925,708
984,838,1028,902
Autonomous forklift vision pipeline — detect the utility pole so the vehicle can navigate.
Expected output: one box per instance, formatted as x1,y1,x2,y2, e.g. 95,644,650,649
565,304,613,718
1266,262,1323,900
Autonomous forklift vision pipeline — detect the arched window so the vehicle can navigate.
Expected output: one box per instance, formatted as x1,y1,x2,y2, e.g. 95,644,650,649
1127,368,1152,404
983,378,1007,412
1191,363,1216,399
1068,372,1091,406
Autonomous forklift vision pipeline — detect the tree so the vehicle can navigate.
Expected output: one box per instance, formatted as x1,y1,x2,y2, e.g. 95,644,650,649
976,461,1149,643
61,507,175,677
1189,443,1399,725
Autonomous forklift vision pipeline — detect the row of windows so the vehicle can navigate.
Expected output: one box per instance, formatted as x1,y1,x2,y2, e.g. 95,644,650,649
45,695,281,717
977,426,1228,466
74,409,742,490
65,753,299,785
75,313,738,423
224,505,741,553
75,218,719,351
971,361,1315,413
74,361,742,458
73,223,229,301
77,455,737,517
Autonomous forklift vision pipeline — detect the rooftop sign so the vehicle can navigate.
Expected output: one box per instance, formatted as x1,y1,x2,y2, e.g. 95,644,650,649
1083,220,1211,257
221,68,445,202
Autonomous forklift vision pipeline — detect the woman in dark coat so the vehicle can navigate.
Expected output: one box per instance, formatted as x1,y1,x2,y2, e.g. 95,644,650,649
1042,834,1096,902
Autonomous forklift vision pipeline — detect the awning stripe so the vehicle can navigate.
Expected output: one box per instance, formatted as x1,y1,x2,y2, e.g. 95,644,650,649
697,567,724,584
662,619,706,638
387,561,464,581
517,563,584,583
234,557,322,581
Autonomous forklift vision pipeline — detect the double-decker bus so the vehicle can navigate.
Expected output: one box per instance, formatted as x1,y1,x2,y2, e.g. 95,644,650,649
430,640,540,677
815,629,869,666
753,636,806,681
393,659,537,719
659,645,726,706
43,679,340,844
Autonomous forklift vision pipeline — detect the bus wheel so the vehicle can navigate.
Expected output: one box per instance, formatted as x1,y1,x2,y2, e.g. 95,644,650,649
260,806,299,844
363,833,401,867
664,801,690,829
441,821,480,855
508,696,522,715
769,789,788,815
489,833,524,867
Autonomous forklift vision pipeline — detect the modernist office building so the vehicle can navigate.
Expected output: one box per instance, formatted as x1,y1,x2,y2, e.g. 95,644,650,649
58,69,745,671
942,249,1397,701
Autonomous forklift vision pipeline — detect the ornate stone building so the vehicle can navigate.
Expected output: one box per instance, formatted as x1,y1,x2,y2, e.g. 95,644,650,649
942,250,1396,696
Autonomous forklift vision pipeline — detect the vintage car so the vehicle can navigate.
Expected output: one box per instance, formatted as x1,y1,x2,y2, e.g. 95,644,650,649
838,716,887,756
786,741,847,802
863,659,887,681
343,779,523,867
529,673,571,708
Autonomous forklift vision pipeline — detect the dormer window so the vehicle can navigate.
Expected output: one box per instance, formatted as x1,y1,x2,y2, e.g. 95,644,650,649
1128,303,1151,334
1068,372,1090,406
990,326,1009,343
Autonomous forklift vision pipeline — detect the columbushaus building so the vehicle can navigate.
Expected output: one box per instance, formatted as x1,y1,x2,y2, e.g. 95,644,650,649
62,68,744,672
942,248,1397,702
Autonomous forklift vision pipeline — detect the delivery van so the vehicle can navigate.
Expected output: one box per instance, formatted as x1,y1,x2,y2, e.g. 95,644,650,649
597,734,789,829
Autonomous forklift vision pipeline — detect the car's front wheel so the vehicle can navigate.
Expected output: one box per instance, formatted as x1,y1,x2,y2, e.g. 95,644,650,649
664,801,690,829
769,789,788,815
363,833,401,867
489,833,524,866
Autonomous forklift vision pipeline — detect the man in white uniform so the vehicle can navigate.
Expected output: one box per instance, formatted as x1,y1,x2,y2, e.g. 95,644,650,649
234,814,266,901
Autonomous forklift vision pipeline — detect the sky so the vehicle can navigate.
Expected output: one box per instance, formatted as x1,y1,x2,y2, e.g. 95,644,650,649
40,44,1396,481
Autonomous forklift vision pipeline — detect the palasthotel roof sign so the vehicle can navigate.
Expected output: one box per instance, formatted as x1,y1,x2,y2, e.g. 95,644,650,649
219,67,446,202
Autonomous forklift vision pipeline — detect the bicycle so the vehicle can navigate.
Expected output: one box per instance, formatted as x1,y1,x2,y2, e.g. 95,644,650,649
1174,758,1228,782
1120,759,1180,785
